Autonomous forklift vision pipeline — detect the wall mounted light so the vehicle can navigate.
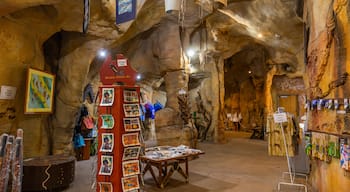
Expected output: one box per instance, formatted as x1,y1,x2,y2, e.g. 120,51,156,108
136,74,141,80
98,49,107,58
187,49,195,58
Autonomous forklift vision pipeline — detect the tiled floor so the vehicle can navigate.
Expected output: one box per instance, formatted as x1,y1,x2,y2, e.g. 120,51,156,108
64,134,309,192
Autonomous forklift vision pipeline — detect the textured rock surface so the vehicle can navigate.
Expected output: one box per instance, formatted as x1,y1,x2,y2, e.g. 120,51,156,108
0,0,304,157
304,0,350,191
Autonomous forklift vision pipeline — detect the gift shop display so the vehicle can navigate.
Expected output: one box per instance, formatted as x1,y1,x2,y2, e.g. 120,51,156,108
97,54,141,192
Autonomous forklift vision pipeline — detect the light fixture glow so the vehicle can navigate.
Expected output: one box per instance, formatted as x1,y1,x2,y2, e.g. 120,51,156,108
257,33,263,38
248,70,252,74
187,49,195,58
136,74,141,80
98,49,107,58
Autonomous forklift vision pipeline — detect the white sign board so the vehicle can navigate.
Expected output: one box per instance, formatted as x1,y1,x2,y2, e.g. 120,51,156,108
273,112,288,123
0,85,17,100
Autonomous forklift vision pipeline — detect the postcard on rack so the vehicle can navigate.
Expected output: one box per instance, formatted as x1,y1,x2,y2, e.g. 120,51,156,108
123,146,141,161
99,155,113,175
100,114,114,129
100,88,114,106
123,89,139,103
123,118,141,132
122,133,140,147
100,133,114,152
123,104,141,117
121,175,140,192
122,160,140,177
99,182,113,192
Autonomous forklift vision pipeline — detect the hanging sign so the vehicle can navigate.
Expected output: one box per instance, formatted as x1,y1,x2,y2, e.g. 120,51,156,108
273,112,288,123
0,85,17,100
116,0,136,24
100,54,137,86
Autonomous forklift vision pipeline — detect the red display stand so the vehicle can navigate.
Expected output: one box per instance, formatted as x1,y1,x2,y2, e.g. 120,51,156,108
96,55,142,192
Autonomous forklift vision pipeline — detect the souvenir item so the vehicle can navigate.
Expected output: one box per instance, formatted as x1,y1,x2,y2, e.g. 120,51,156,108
100,88,114,106
123,90,139,103
99,155,113,175
345,98,349,110
123,147,141,161
123,118,141,132
328,99,333,109
123,104,140,117
101,115,114,129
311,100,318,110
317,99,323,110
121,175,139,192
100,133,114,152
99,182,113,192
122,160,140,177
122,133,140,147
334,99,339,110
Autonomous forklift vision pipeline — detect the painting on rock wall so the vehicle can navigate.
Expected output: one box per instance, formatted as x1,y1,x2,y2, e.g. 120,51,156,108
24,68,55,114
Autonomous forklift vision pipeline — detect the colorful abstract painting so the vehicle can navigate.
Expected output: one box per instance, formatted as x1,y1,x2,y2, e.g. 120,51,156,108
25,68,55,114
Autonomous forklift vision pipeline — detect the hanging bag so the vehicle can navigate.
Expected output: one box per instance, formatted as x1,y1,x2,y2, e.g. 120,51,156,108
82,116,94,129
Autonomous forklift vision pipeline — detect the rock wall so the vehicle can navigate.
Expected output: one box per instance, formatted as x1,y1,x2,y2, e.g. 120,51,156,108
305,0,350,191
0,0,146,157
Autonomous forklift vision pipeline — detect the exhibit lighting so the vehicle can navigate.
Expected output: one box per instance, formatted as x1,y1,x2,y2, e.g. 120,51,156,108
187,49,195,58
248,70,252,74
136,74,141,80
257,33,263,38
98,49,107,58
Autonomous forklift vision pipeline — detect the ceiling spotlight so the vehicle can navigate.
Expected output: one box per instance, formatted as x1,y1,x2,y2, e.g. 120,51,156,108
98,49,107,58
187,49,195,58
136,74,141,80
248,70,252,74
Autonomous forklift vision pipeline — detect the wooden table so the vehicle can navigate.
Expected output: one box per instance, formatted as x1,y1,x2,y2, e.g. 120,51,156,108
141,150,204,188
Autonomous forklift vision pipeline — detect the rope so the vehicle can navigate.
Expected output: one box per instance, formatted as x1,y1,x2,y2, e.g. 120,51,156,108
41,164,51,190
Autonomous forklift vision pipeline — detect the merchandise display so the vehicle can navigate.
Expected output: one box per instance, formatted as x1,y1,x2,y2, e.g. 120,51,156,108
97,86,142,192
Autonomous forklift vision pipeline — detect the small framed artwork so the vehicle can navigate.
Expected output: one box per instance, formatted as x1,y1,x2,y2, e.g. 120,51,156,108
123,89,139,103
99,182,113,192
24,68,55,114
123,104,140,117
122,160,140,177
122,133,140,147
100,133,114,152
101,114,114,129
123,146,141,160
99,155,113,175
123,118,141,132
100,88,114,106
121,175,139,192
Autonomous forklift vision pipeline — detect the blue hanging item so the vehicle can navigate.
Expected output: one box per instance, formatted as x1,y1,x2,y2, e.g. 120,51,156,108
153,101,163,112
144,102,155,119
73,133,85,148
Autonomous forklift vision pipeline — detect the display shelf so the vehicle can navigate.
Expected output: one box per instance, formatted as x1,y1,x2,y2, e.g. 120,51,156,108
96,85,141,192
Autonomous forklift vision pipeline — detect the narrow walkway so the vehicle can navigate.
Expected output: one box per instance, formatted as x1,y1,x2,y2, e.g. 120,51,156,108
64,137,295,192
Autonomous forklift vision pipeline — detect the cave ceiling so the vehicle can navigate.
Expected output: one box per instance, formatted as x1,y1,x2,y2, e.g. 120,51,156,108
0,0,303,76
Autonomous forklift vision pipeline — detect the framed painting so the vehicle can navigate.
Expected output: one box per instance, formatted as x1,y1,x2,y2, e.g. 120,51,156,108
24,68,55,114
122,160,140,177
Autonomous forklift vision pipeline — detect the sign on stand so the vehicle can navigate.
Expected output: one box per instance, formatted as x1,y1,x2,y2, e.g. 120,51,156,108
273,112,288,123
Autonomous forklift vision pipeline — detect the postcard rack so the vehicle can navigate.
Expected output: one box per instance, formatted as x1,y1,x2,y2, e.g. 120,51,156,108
96,85,142,192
